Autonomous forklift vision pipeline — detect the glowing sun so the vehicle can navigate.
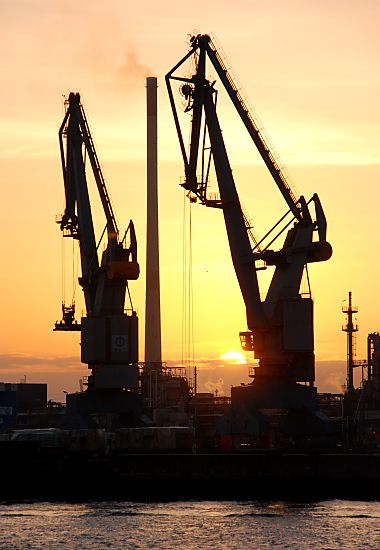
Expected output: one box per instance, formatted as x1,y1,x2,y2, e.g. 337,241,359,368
220,351,247,364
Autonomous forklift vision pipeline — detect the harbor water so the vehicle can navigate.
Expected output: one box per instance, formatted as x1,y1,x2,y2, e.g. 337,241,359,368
0,499,379,548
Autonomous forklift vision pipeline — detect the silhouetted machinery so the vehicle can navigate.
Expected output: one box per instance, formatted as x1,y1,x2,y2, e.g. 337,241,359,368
366,333,380,410
167,35,333,445
55,93,142,425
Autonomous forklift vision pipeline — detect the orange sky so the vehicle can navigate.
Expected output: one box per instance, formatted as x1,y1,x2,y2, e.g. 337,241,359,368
0,1,379,400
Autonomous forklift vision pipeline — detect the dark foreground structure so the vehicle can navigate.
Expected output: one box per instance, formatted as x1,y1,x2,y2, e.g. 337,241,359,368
1,443,380,501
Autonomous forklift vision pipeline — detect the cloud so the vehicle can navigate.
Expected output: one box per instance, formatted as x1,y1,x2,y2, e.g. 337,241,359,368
315,359,346,393
0,353,86,401
0,353,82,374
165,357,348,396
71,12,153,93
165,356,252,396
0,354,348,399
118,47,153,88
203,377,225,396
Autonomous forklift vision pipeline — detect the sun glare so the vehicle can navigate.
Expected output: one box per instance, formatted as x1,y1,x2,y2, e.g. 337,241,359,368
220,351,247,364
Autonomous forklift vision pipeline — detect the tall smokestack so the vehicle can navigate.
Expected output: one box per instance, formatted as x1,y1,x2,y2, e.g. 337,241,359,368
144,77,162,364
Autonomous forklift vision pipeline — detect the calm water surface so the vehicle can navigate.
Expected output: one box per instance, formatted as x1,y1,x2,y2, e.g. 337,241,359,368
0,499,379,549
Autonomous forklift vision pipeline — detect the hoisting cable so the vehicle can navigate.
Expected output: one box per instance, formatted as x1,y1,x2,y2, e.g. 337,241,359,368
126,282,134,312
188,198,195,382
71,238,76,305
304,263,311,298
181,190,187,370
181,189,195,384
61,235,66,307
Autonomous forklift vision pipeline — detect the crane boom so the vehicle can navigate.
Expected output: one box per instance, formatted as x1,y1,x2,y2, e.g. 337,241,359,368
202,82,266,330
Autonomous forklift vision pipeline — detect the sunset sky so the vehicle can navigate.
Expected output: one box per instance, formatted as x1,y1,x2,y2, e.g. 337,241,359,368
0,0,379,400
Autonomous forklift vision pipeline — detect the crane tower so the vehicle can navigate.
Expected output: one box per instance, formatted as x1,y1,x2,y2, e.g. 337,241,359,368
55,93,142,425
166,34,333,444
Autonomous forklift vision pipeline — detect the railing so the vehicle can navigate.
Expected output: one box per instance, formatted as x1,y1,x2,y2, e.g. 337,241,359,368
241,203,261,252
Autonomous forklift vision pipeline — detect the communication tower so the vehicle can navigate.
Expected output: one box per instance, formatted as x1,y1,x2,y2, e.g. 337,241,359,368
342,291,359,392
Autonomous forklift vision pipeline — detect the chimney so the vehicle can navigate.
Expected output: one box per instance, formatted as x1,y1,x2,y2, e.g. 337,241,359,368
144,77,162,365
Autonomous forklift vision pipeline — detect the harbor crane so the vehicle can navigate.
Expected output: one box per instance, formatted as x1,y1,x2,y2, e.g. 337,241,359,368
166,35,332,413
55,93,141,419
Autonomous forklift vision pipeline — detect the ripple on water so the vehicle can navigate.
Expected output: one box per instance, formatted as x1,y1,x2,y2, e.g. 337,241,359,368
0,499,379,549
